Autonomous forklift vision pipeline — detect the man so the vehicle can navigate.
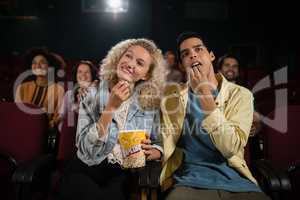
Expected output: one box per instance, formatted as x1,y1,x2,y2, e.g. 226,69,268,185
218,54,261,136
217,54,240,83
160,32,270,200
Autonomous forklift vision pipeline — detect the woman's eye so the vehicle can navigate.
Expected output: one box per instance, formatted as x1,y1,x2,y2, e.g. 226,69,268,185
125,54,132,59
137,61,144,67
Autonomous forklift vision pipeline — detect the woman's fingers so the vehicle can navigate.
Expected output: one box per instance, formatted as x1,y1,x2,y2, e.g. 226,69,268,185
141,139,151,144
141,144,152,150
144,149,161,161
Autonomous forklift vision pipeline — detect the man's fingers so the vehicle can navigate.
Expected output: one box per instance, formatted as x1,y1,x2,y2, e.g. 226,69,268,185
193,67,202,79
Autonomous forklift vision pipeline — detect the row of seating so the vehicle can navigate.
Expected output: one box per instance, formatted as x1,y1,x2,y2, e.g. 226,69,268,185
0,102,160,200
0,101,299,200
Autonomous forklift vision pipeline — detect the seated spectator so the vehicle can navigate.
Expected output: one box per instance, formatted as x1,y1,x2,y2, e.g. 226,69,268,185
58,60,98,129
15,47,65,128
165,50,185,83
58,38,166,200
217,54,261,136
160,32,270,200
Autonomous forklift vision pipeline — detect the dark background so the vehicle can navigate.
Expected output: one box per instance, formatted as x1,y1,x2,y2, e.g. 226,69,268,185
0,0,298,73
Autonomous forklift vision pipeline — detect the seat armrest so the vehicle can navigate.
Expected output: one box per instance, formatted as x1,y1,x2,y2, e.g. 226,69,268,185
0,152,17,170
12,154,55,183
136,161,161,188
253,159,291,192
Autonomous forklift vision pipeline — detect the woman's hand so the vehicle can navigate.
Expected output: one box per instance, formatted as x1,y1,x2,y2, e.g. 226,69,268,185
76,80,99,102
107,80,131,110
141,139,162,161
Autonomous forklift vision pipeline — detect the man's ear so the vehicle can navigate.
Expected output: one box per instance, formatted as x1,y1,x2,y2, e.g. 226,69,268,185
210,51,215,62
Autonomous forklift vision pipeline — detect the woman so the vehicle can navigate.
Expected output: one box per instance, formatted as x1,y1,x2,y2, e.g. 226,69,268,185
59,38,166,200
15,47,65,128
58,60,98,130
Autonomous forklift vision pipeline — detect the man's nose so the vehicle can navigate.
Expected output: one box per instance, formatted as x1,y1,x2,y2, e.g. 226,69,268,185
190,51,197,59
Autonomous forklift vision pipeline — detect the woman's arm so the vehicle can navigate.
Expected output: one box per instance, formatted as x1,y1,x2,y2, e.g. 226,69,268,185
141,110,163,161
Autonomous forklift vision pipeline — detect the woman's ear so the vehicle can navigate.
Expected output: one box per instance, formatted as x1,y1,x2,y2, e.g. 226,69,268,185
141,73,151,81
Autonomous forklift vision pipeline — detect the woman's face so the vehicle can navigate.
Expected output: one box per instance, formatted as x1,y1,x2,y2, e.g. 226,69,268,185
77,64,93,88
31,55,49,76
116,45,152,83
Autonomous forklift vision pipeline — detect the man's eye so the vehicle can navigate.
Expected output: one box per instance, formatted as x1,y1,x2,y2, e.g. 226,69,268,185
195,47,204,52
125,54,132,59
181,52,188,58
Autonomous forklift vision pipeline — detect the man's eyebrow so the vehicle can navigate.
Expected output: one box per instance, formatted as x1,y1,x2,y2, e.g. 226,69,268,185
180,48,188,55
180,43,205,54
193,44,205,48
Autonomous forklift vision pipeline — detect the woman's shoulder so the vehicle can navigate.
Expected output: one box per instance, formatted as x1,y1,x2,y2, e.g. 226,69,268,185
17,81,36,91
19,80,35,87
136,82,161,111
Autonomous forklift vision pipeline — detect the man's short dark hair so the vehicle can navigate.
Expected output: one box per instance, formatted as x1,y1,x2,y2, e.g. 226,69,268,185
217,54,240,70
176,32,205,63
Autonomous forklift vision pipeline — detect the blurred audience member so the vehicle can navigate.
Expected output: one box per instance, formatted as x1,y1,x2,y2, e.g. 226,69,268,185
165,50,185,83
217,54,240,83
15,47,65,128
58,60,98,129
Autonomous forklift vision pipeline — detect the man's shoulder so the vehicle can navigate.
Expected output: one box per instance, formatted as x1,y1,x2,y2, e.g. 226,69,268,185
226,81,253,99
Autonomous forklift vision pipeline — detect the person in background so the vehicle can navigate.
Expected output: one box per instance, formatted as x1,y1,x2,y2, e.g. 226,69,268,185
58,38,166,200
58,60,98,130
217,54,261,136
165,50,185,83
15,47,65,129
160,32,270,200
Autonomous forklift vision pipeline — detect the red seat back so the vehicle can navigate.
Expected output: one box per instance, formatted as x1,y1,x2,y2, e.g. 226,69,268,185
0,102,48,163
57,111,78,168
0,102,48,200
263,105,300,198
263,105,300,168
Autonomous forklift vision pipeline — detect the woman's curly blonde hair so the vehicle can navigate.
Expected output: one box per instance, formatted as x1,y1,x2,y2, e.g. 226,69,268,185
99,38,168,109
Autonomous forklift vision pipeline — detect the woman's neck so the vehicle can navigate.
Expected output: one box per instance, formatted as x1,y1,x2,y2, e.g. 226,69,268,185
35,76,48,86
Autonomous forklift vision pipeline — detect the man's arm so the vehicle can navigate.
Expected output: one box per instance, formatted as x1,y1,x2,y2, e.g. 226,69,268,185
202,89,254,158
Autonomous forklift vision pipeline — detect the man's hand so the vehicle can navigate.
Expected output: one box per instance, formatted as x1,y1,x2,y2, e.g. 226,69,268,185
188,66,212,94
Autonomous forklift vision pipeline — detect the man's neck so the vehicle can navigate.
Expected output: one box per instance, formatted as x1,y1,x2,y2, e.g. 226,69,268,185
207,70,218,91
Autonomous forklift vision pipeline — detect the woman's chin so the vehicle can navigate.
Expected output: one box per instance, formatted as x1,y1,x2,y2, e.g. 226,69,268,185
118,76,133,83
78,81,91,88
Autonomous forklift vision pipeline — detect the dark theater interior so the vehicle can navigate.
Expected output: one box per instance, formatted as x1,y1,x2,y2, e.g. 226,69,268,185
0,0,299,200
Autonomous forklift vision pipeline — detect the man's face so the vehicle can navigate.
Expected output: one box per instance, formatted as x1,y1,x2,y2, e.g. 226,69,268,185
179,37,215,77
219,57,239,82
